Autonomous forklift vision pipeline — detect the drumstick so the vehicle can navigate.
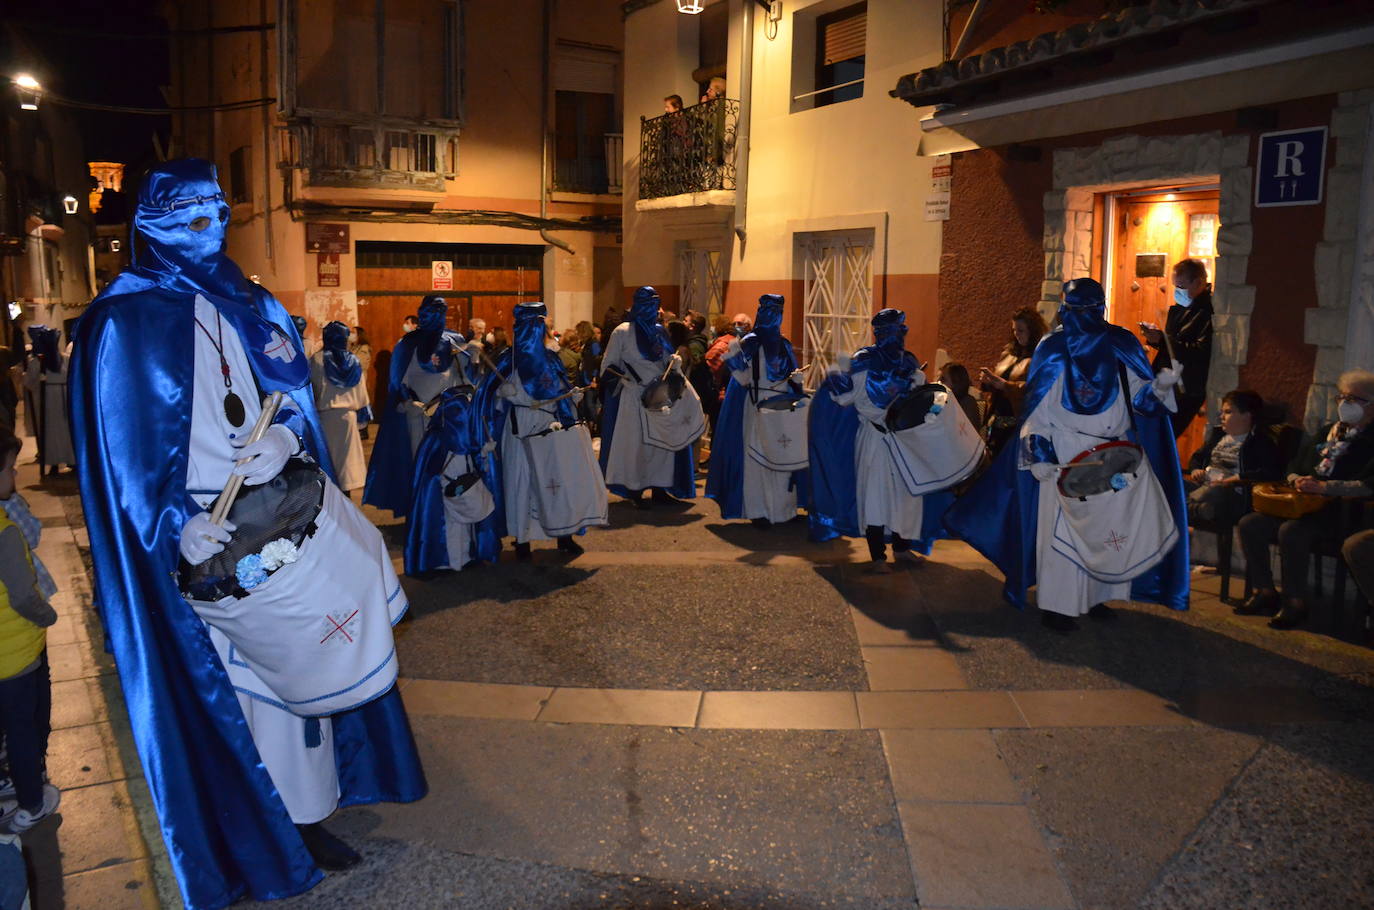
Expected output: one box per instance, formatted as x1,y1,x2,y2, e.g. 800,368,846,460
1054,460,1106,470
210,392,285,527
535,385,591,408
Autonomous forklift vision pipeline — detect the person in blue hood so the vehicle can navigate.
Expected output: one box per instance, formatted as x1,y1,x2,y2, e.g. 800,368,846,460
945,278,1189,633
705,294,809,527
309,320,371,493
405,384,504,573
481,301,608,560
67,160,425,909
807,309,956,566
362,295,474,517
599,286,700,507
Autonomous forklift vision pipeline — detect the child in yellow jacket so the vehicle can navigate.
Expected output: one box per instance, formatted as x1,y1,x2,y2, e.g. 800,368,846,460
0,427,58,832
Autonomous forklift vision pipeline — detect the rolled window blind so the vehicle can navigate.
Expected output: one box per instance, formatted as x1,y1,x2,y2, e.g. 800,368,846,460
823,7,866,65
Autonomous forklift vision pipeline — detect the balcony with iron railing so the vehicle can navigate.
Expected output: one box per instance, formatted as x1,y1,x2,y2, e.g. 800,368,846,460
279,120,458,202
552,132,624,196
637,98,739,206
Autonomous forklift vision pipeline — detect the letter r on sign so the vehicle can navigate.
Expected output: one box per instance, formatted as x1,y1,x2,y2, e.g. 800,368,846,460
1274,140,1305,178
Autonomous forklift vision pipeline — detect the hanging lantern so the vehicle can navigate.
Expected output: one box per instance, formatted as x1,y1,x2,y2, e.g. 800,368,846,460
62,195,79,215
676,0,705,13
13,74,41,111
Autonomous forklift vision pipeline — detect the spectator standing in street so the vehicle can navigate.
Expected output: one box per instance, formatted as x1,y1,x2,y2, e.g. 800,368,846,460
978,306,1046,454
0,426,59,834
939,363,982,429
706,312,751,426
1142,258,1213,437
351,326,374,439
310,321,371,494
488,325,510,359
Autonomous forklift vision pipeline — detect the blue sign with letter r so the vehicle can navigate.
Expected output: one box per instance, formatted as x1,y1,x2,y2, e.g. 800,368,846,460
1255,126,1327,208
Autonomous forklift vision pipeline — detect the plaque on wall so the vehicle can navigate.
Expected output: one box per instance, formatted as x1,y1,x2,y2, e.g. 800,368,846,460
1135,253,1166,278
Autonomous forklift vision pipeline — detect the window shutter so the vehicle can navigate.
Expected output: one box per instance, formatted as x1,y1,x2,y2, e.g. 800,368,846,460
823,8,866,65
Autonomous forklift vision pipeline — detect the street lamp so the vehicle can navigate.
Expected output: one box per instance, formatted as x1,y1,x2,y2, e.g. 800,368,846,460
13,74,41,111
676,0,705,12
62,195,79,215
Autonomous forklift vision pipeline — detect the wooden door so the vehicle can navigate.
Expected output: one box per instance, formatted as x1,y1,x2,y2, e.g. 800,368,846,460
1110,191,1218,461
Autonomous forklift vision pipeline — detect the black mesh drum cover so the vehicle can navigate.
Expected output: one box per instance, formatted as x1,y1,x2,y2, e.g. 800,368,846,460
640,372,686,410
1057,441,1144,499
885,384,948,432
178,457,327,601
756,392,806,411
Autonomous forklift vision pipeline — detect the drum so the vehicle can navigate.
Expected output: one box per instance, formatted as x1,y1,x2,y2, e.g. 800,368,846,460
441,452,495,523
1057,440,1145,499
639,378,707,452
749,393,810,472
881,384,985,496
188,479,407,716
521,422,609,535
1049,441,1178,584
179,458,326,602
640,371,686,410
1251,482,1329,519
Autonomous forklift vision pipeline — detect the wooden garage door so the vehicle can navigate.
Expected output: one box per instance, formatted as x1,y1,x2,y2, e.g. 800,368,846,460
355,241,544,399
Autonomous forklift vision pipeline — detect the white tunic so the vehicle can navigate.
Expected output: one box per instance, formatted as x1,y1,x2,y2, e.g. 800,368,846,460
835,370,927,541
731,360,799,524
400,349,469,453
186,294,338,824
1021,371,1173,617
601,323,677,490
309,352,369,492
498,374,562,542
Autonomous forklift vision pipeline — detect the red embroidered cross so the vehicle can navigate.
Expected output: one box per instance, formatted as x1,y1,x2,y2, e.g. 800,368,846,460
776,433,792,449
320,609,360,645
1105,531,1128,552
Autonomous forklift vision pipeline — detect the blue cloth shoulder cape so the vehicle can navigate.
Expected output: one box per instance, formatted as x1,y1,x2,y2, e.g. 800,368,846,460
805,355,952,549
405,384,506,574
70,286,426,910
362,329,468,517
704,335,810,518
943,325,1190,611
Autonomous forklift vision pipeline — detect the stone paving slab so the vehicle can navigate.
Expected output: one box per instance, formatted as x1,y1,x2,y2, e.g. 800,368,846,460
350,716,916,904
881,730,1022,804
240,836,918,909
1140,722,1374,910
396,564,868,691
995,726,1263,909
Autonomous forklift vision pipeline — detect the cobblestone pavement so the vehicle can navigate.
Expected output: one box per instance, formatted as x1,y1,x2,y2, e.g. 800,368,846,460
23,454,1374,909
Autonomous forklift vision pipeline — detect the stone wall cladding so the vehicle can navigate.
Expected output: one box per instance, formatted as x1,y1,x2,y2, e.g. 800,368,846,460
1046,132,1252,419
1304,89,1374,429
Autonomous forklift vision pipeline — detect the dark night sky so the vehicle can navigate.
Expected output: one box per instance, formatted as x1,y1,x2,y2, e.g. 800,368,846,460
7,0,171,166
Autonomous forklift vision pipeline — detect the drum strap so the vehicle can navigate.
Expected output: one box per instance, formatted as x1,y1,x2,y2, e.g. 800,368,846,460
750,349,803,407
1116,362,1138,438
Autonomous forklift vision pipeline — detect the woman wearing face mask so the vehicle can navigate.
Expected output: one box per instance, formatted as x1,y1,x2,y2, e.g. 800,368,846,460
1141,259,1213,437
1236,370,1374,629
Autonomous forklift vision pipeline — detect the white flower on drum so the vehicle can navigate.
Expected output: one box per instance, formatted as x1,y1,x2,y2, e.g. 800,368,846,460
549,421,563,432
259,538,300,572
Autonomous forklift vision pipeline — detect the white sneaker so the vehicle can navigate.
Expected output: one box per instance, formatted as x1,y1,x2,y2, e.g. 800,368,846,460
8,784,59,833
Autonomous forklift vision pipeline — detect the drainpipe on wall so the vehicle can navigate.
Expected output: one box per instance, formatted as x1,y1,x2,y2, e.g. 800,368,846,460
732,0,755,250
540,0,574,258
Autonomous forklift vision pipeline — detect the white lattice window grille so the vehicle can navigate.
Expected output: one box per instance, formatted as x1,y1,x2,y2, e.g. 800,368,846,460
801,233,873,388
679,247,726,322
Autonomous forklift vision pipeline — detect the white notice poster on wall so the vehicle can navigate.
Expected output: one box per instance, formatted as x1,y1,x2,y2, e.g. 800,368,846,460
925,194,951,221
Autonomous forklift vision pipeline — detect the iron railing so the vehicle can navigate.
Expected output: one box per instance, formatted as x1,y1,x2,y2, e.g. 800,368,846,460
638,98,739,200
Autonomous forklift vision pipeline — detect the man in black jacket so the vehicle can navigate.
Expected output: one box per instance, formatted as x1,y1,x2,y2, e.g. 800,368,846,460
1143,258,1213,437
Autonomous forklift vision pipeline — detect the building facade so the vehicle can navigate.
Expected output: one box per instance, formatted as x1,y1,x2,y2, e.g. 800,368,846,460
894,0,1374,430
165,0,625,393
622,0,948,384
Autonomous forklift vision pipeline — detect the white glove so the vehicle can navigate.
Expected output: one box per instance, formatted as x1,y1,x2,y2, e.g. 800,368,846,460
1153,366,1182,395
481,439,497,455
180,512,236,566
669,353,684,372
726,338,742,360
1030,462,1058,483
789,369,806,385
232,424,299,486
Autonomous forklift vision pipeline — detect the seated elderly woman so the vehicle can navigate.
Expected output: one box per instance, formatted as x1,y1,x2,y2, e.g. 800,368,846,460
1185,389,1283,526
1236,369,1374,629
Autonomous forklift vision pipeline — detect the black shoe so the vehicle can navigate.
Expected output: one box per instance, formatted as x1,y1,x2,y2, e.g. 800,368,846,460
297,822,361,871
1268,598,1308,630
556,535,584,556
514,542,533,562
751,518,773,530
1087,603,1117,622
1234,590,1280,616
630,490,651,510
1041,611,1078,634
651,488,680,505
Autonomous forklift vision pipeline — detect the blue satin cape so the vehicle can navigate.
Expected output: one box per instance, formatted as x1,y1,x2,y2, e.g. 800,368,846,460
944,325,1190,610
70,285,427,910
405,386,505,574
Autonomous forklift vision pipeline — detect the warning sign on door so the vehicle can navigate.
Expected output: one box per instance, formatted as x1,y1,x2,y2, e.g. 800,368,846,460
431,260,453,291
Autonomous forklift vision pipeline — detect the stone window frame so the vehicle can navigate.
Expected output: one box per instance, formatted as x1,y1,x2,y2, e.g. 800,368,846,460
1042,131,1253,424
